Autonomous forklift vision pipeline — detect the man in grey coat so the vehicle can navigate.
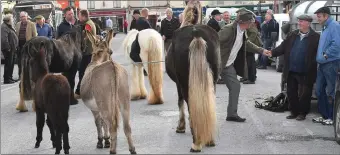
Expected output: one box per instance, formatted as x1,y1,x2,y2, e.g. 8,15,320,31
219,9,268,122
1,14,18,84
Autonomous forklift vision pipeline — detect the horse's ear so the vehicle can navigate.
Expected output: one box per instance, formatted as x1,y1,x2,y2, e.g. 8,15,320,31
105,29,114,45
85,30,96,46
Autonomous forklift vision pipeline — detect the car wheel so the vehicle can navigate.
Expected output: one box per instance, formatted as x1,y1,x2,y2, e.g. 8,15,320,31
334,92,340,145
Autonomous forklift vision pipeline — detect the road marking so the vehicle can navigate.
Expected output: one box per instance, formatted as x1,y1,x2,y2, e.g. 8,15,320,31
1,83,18,92
305,127,314,136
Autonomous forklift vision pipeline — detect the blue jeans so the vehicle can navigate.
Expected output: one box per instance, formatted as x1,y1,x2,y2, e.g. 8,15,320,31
316,60,340,120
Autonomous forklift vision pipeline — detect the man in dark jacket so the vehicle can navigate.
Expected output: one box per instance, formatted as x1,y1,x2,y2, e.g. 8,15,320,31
1,14,18,84
264,15,320,120
57,7,76,38
207,9,222,32
130,10,140,30
160,8,180,54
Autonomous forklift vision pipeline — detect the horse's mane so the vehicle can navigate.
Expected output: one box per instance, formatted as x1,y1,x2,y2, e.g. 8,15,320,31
181,0,202,27
57,24,84,44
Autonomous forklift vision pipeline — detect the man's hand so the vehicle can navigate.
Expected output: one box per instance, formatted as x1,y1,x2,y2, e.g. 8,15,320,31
162,35,166,40
263,50,272,57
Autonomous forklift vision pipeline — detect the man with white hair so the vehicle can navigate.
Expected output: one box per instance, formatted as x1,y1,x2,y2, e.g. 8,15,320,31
1,14,18,84
219,11,232,28
160,8,180,54
264,14,320,121
15,11,37,77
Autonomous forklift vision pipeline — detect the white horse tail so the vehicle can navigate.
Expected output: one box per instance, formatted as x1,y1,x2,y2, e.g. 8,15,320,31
188,26,216,145
111,62,120,129
146,34,164,104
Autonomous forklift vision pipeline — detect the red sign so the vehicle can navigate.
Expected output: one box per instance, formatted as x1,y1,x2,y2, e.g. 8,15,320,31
89,10,126,17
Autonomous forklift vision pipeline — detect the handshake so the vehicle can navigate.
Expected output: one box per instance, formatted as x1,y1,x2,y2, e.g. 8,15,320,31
263,50,272,57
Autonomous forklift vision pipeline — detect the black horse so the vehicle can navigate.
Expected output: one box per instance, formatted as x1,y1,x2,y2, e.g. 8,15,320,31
16,25,85,112
165,24,220,152
31,41,71,154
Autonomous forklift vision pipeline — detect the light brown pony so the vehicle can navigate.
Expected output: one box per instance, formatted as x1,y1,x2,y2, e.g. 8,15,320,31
80,30,136,154
180,0,202,27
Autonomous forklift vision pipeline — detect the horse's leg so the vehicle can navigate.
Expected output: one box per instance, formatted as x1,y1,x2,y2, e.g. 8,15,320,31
105,118,118,154
55,127,62,154
91,110,104,148
102,119,111,148
121,100,136,154
130,65,141,100
16,81,28,112
138,65,147,99
35,108,45,148
46,116,56,148
176,83,186,133
63,119,70,154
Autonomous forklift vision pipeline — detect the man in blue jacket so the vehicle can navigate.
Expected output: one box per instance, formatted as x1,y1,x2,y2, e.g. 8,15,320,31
35,15,52,39
313,7,340,125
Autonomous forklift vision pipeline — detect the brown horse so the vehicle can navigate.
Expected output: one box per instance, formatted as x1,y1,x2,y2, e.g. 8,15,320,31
165,0,220,152
80,30,136,154
31,41,71,154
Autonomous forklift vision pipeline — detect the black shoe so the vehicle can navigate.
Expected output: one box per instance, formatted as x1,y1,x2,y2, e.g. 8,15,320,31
296,114,306,121
217,78,225,84
286,114,298,119
11,78,19,82
243,80,255,84
70,98,78,105
226,116,246,122
257,66,267,69
239,78,246,82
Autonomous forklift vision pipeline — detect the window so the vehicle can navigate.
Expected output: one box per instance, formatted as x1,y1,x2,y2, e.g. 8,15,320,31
87,1,95,9
114,1,121,8
217,1,224,5
141,1,153,7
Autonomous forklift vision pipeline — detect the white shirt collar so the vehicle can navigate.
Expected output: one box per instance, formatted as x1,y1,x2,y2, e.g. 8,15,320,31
237,24,245,34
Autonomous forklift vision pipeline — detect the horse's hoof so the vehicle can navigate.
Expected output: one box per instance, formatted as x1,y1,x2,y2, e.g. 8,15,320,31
130,150,137,154
176,128,185,133
190,148,201,153
104,141,110,148
205,141,216,147
55,150,60,154
35,142,40,148
64,149,69,154
110,150,116,154
139,95,147,99
97,142,104,149
130,95,140,101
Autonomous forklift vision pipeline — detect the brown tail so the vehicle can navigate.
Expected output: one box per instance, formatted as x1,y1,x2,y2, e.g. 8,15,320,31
188,27,216,144
146,35,164,104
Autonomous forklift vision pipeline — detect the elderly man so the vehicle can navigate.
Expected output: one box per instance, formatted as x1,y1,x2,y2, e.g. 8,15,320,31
207,9,222,32
160,8,180,54
264,15,320,120
219,11,232,28
35,15,52,39
312,7,340,125
1,14,18,84
219,9,268,122
16,11,37,78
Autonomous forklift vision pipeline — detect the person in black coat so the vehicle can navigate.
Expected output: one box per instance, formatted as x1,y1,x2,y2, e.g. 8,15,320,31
130,10,140,30
207,9,222,32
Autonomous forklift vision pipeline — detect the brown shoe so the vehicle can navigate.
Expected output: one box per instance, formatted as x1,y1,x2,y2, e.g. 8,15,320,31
296,114,306,121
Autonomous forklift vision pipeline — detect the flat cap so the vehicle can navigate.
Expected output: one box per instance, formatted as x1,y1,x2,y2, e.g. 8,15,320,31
236,7,248,13
35,15,44,19
314,6,330,14
133,10,140,15
297,14,313,22
238,10,256,23
211,9,222,16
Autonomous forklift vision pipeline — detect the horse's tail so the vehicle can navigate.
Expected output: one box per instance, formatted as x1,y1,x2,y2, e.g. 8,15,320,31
21,42,33,100
146,34,164,104
188,27,216,145
111,62,120,129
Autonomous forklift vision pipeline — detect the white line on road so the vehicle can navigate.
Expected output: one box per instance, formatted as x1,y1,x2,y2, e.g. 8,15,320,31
1,83,18,92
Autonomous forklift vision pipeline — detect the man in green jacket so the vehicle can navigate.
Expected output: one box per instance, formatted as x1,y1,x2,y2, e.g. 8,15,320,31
218,9,268,122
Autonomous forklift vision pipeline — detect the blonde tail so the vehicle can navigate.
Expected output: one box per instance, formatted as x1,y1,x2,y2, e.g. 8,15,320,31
188,27,216,145
146,36,164,104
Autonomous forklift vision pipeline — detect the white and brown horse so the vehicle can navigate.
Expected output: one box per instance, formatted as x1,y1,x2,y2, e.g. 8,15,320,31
80,30,136,154
123,29,164,105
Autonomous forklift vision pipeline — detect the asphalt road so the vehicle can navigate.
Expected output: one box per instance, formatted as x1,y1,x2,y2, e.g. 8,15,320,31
1,33,339,154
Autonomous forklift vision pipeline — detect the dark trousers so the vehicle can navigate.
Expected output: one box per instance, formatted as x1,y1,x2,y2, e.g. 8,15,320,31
75,54,92,95
124,27,127,34
287,72,313,115
246,53,256,82
260,39,272,67
2,50,15,81
18,40,26,78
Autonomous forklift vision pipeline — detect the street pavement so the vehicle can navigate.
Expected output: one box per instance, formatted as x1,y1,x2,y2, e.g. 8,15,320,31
1,33,339,154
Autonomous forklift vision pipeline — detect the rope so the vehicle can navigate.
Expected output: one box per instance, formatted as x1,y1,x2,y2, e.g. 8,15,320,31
119,60,165,66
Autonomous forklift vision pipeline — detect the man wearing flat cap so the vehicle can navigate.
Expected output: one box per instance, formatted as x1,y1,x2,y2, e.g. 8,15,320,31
35,15,52,39
218,9,269,122
264,14,320,121
207,9,222,32
312,6,340,125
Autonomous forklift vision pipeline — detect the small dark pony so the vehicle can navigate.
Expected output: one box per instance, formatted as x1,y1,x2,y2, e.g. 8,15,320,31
165,0,221,152
31,41,71,154
16,24,85,112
